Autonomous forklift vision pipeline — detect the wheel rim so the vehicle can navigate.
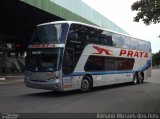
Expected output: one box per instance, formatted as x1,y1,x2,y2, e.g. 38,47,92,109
133,74,137,84
134,77,137,84
81,79,89,91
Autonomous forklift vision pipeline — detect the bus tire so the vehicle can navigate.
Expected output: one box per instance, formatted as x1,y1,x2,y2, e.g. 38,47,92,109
132,73,139,85
81,77,92,93
139,72,144,83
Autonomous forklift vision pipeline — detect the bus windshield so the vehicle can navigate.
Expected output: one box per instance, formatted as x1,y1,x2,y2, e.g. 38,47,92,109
31,23,69,44
26,48,62,71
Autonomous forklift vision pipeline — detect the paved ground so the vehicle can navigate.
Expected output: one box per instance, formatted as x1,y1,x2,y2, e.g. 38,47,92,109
0,69,160,113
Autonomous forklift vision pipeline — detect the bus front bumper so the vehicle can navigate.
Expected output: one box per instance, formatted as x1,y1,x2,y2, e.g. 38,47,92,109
24,79,63,91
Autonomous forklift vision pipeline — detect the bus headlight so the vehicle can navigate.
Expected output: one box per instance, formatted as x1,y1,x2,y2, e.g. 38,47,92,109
55,77,59,82
47,77,59,82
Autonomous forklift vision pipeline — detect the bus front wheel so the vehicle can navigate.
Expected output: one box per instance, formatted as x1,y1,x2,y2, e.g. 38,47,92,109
132,73,139,85
81,77,92,92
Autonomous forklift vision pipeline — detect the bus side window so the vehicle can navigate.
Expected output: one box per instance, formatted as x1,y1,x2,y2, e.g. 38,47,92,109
112,33,125,48
130,38,137,50
99,31,113,46
124,37,131,49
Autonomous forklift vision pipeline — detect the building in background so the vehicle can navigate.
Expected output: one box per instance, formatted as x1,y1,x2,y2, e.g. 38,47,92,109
0,0,128,74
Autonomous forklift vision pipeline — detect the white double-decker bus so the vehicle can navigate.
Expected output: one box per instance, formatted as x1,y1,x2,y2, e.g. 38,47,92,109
24,21,152,92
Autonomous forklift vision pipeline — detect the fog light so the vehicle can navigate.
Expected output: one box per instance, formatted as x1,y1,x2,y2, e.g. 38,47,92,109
54,85,57,89
54,84,58,89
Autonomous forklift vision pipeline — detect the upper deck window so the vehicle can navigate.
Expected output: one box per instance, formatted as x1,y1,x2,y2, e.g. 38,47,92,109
30,23,69,44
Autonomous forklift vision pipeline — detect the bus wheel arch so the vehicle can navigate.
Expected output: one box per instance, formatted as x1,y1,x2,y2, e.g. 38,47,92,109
80,74,93,92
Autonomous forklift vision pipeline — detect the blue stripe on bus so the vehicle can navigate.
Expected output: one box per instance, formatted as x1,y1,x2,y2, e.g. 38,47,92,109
139,58,152,71
63,70,134,77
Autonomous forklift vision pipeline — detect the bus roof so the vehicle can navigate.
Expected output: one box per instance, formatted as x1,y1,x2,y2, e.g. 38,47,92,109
38,21,151,44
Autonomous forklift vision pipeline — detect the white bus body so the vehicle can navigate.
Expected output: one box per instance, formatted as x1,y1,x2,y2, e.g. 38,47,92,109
24,21,152,92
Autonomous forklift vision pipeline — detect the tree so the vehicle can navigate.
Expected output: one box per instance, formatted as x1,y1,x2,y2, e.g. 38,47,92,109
131,0,160,25
152,52,160,66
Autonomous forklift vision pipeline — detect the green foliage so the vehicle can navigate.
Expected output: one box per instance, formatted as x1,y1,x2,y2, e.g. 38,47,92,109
152,52,160,66
131,0,160,25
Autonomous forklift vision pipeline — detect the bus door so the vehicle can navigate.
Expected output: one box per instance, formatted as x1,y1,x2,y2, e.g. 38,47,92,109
62,48,75,90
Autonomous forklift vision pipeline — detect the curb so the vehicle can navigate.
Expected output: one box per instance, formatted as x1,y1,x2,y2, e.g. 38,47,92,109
0,76,24,85
0,73,24,85
0,79,24,85
0,77,6,81
5,76,24,79
0,76,24,80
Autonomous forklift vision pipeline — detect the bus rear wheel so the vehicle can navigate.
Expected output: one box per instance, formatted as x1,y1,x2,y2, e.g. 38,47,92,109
132,72,144,84
138,72,144,83
81,77,92,92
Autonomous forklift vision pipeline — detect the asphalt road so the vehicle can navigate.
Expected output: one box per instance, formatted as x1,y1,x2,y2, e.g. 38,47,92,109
0,69,160,113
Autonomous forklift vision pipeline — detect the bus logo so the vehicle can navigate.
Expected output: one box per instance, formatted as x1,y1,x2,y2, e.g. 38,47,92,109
119,49,148,58
92,46,113,56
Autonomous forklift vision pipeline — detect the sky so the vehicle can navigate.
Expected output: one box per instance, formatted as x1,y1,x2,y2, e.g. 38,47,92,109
82,0,160,53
